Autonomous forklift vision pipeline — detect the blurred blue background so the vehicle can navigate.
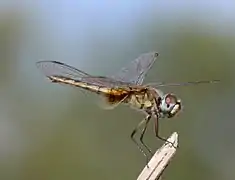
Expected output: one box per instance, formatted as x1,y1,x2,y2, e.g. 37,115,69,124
0,1,234,180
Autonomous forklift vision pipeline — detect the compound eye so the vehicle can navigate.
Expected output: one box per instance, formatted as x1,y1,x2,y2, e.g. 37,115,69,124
165,94,177,106
165,97,171,107
166,102,170,108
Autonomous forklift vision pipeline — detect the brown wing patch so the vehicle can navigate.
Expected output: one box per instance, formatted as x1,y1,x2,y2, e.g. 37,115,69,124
105,88,129,104
104,87,148,105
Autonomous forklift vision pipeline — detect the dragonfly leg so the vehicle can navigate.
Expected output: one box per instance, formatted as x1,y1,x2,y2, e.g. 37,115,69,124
153,114,178,149
139,115,153,156
131,115,152,164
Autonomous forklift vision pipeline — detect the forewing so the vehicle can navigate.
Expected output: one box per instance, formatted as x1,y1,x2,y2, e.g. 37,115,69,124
112,52,158,85
36,60,131,88
147,80,220,88
36,60,91,78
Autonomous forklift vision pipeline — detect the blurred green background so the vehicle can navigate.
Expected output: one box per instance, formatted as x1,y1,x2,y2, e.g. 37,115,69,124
0,1,234,180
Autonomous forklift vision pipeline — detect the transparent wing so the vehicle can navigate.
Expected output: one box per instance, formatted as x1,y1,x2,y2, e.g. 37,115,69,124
112,52,159,85
36,60,131,88
147,80,220,88
36,60,91,78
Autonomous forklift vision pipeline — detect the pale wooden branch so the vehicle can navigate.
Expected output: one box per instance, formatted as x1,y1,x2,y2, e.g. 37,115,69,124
137,132,178,180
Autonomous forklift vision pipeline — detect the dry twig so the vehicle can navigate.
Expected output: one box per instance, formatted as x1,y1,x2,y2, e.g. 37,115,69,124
137,132,178,180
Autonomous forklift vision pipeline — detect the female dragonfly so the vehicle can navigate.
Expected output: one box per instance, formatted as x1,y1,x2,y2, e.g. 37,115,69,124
36,52,219,163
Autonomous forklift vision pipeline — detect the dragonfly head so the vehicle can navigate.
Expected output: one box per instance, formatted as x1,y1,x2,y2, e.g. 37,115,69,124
158,93,181,118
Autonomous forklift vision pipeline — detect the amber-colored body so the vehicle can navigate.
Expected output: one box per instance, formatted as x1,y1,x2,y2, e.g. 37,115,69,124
50,75,161,112
37,52,218,165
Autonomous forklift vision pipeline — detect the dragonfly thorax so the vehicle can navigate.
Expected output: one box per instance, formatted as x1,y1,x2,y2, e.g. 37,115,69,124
127,90,156,111
158,93,181,118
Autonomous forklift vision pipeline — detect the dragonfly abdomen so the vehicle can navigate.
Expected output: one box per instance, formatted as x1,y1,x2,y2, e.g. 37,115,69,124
48,76,112,93
48,75,130,97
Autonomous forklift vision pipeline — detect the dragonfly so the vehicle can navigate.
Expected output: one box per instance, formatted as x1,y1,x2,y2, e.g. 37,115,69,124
36,52,219,163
